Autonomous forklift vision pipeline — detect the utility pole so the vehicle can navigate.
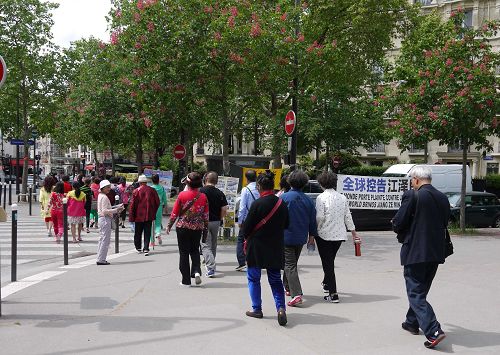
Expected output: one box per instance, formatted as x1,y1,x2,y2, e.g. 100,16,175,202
290,0,300,171
15,94,20,195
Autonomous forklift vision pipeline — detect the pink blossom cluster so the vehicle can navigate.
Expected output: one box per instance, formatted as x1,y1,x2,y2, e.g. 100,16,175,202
250,23,262,37
229,52,244,64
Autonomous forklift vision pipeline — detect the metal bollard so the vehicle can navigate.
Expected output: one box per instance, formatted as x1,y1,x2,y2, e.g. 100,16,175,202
28,185,32,216
8,181,12,206
11,204,18,282
0,182,2,206
2,182,6,209
115,195,119,254
63,198,68,265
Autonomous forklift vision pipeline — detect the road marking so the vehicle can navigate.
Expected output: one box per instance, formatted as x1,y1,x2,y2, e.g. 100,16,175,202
59,248,137,269
1,258,35,265
1,271,67,299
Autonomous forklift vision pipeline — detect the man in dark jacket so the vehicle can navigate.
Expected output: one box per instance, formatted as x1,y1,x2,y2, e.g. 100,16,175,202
392,166,451,349
129,174,160,256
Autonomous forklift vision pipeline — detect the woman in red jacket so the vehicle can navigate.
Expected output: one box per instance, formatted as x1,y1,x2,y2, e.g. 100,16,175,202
167,172,209,287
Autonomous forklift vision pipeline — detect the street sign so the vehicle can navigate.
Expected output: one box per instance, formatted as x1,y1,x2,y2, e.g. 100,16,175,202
285,110,296,136
10,139,34,146
0,55,6,89
173,144,186,160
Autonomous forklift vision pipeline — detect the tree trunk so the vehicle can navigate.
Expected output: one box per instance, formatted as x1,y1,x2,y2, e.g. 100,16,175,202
325,145,330,171
424,142,429,164
221,83,230,175
20,75,29,201
460,138,468,232
253,116,259,155
110,145,116,175
136,128,143,174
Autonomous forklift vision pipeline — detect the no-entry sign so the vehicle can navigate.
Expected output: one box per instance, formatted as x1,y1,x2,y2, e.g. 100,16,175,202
173,144,186,160
0,55,7,89
285,110,296,136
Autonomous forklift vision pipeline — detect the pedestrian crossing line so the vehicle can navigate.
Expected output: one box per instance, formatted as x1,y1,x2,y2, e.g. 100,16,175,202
1,250,83,256
1,271,67,299
59,248,137,269
1,259,35,265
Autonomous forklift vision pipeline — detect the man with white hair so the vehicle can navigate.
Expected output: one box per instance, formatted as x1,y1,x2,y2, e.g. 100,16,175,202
129,174,160,255
392,166,451,349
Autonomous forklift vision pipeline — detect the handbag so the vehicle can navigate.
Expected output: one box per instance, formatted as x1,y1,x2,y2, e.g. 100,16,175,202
167,192,204,232
445,229,454,258
243,198,282,255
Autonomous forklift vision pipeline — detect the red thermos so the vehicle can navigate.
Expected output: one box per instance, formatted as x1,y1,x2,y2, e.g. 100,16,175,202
354,241,361,257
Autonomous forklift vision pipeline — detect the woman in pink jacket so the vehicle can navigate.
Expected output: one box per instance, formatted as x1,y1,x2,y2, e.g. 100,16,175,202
67,182,87,243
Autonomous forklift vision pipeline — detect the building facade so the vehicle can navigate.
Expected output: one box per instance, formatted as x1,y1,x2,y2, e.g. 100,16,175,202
356,0,500,177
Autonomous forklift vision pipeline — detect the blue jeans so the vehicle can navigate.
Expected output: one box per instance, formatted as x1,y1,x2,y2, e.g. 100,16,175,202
236,232,246,267
404,262,441,338
247,267,286,312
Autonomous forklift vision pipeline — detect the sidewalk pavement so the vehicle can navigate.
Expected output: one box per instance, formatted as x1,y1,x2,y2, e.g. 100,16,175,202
1,228,500,355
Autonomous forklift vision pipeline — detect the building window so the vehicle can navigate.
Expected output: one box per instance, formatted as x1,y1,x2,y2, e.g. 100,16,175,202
463,9,473,28
368,142,385,153
415,0,434,5
447,139,469,153
409,143,424,153
486,163,499,175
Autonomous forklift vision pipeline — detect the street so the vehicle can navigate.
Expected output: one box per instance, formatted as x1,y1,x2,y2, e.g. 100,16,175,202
1,202,500,354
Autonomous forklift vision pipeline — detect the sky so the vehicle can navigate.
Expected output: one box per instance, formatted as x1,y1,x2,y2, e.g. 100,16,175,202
51,0,112,48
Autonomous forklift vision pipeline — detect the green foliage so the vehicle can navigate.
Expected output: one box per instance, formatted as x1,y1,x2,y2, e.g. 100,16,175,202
158,154,178,173
343,165,387,177
485,174,500,189
319,152,361,171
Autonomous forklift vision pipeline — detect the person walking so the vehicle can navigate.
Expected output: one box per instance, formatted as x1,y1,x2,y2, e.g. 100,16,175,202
315,171,361,303
90,177,100,228
167,172,209,287
151,174,167,245
62,175,72,193
276,174,290,197
80,177,93,233
96,179,124,265
280,170,318,307
236,169,259,271
200,171,228,278
46,181,65,243
67,181,87,242
39,176,56,237
117,177,132,228
129,174,160,255
243,171,289,326
392,166,450,349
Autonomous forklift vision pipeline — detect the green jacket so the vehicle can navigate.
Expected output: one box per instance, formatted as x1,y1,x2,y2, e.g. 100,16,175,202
152,184,167,207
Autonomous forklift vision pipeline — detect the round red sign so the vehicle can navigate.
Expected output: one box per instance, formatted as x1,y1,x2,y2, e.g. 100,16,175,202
0,55,7,89
285,110,296,136
173,144,186,160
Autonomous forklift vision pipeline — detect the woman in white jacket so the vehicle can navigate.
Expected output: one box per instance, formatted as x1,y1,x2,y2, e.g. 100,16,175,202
314,171,361,303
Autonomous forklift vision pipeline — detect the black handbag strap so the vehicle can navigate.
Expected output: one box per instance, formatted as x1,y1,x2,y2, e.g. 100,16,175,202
246,186,256,201
178,192,201,218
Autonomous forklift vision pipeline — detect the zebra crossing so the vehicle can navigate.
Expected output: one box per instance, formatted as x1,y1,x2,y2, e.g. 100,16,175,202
0,217,136,266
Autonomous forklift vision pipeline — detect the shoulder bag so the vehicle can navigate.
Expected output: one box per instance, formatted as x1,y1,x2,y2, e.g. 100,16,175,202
243,198,282,255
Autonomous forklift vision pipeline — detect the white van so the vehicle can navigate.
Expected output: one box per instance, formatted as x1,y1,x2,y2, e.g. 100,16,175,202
382,164,472,193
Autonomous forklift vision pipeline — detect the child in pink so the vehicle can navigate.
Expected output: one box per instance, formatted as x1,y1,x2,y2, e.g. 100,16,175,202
47,182,65,242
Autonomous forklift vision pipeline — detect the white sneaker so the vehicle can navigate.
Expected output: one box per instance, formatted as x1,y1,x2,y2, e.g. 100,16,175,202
179,282,190,287
194,272,202,286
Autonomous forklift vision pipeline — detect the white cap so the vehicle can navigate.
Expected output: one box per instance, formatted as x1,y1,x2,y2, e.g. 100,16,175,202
138,175,148,183
100,180,111,190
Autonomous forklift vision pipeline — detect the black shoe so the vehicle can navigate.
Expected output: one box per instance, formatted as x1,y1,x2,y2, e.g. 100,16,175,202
136,249,142,254
96,261,110,265
402,322,419,335
424,330,446,349
324,293,339,303
277,308,287,326
144,250,150,256
245,310,263,319
322,282,329,294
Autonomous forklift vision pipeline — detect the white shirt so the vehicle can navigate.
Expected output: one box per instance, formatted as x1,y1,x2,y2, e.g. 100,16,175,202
315,189,355,241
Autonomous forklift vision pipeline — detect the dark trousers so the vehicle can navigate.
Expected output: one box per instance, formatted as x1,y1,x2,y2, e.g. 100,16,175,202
134,221,152,251
85,207,91,229
120,204,128,223
316,237,343,295
177,228,202,285
283,245,304,297
404,262,441,338
236,230,246,267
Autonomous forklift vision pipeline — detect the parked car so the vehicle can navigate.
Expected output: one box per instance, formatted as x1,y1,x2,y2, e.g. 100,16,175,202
447,191,500,228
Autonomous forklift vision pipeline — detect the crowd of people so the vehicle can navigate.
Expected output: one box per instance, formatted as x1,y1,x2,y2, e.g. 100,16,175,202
37,165,450,349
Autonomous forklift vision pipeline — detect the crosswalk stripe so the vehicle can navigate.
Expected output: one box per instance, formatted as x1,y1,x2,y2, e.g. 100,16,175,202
1,250,84,256
1,259,36,265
